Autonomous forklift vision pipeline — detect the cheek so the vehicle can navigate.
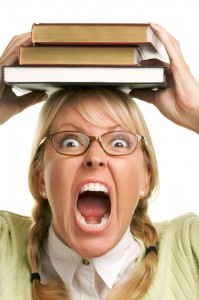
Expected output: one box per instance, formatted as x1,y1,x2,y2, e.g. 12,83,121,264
45,161,67,194
114,155,147,211
43,154,78,211
115,156,145,191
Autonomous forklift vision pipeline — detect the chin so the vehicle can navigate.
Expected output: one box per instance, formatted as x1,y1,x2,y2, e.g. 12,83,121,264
71,235,116,258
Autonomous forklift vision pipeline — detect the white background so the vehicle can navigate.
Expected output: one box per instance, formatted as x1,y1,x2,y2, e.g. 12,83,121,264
0,0,198,222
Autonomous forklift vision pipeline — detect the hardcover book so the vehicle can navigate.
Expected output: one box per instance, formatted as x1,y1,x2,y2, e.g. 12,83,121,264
19,46,140,66
31,23,162,51
19,44,165,66
2,65,167,92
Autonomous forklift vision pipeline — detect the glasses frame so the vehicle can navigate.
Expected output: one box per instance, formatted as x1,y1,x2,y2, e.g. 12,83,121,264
41,131,145,157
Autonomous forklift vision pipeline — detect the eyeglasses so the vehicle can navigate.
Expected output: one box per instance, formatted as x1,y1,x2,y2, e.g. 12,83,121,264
41,131,145,156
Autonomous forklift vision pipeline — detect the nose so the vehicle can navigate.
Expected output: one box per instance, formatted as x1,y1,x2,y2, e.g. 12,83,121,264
82,140,107,169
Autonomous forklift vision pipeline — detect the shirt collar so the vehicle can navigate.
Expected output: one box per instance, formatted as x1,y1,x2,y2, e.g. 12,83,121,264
46,225,82,287
46,225,140,289
92,229,140,288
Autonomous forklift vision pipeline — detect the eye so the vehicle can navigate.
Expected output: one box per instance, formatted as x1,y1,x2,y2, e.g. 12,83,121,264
58,135,82,148
110,137,130,148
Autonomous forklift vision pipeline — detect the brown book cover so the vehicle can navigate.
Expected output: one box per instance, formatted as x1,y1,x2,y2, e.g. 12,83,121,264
31,23,162,51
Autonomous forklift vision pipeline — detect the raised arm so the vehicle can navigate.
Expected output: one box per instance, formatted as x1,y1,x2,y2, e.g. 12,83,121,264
0,33,47,125
130,24,199,134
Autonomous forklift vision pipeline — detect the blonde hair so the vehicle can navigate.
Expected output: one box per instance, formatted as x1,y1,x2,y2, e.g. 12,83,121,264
28,86,159,300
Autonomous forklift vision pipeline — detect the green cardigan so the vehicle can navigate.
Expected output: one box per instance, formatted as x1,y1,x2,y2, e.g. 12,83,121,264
0,210,199,300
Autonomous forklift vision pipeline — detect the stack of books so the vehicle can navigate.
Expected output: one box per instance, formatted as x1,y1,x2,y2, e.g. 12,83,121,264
2,23,167,92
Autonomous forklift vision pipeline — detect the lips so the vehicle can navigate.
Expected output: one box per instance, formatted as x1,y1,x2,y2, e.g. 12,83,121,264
75,182,111,230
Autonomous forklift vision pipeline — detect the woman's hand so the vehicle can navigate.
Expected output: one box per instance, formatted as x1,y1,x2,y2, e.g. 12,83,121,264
0,33,47,125
129,24,199,134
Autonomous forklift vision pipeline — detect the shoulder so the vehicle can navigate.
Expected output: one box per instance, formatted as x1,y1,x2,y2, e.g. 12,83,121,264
0,211,32,298
154,212,199,238
154,213,199,270
0,210,32,230
0,210,32,245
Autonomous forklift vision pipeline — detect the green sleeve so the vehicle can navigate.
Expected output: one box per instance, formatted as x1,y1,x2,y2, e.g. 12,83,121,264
0,211,32,299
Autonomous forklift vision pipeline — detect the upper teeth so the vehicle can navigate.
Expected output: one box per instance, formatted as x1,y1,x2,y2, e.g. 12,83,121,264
80,183,108,194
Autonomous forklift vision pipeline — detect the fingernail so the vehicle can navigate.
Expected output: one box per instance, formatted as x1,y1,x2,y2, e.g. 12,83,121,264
150,23,158,32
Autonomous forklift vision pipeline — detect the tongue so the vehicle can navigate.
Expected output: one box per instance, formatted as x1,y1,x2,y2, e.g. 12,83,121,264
77,196,108,219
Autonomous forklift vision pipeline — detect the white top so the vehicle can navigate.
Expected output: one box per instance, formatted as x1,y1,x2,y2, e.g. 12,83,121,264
41,226,141,300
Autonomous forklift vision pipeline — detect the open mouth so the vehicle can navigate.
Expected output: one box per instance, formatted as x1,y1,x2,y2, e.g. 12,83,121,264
76,183,111,230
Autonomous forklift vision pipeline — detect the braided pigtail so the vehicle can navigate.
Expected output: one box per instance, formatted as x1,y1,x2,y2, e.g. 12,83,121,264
107,198,158,300
129,199,158,297
27,196,71,300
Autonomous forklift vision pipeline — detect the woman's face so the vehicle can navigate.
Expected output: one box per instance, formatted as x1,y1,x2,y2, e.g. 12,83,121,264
38,99,151,257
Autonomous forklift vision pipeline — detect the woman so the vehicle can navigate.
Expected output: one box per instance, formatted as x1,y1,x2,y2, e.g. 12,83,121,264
0,24,199,300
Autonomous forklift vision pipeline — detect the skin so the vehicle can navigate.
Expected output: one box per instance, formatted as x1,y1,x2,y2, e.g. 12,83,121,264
37,101,151,257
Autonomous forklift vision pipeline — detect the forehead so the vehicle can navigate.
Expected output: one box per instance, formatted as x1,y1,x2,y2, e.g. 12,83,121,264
50,100,119,132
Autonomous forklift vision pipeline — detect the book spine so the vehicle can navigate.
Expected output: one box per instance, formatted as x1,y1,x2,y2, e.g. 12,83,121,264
1,66,5,82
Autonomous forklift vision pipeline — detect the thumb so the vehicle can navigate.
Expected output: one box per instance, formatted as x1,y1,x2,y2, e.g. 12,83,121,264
18,91,48,112
129,89,156,104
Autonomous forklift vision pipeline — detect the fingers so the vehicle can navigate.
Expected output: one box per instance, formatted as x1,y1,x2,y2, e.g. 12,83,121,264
1,32,31,55
0,32,31,68
150,24,188,70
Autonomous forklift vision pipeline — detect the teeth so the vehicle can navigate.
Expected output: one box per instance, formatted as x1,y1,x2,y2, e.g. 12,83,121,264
80,183,108,194
78,182,110,229
77,211,109,229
